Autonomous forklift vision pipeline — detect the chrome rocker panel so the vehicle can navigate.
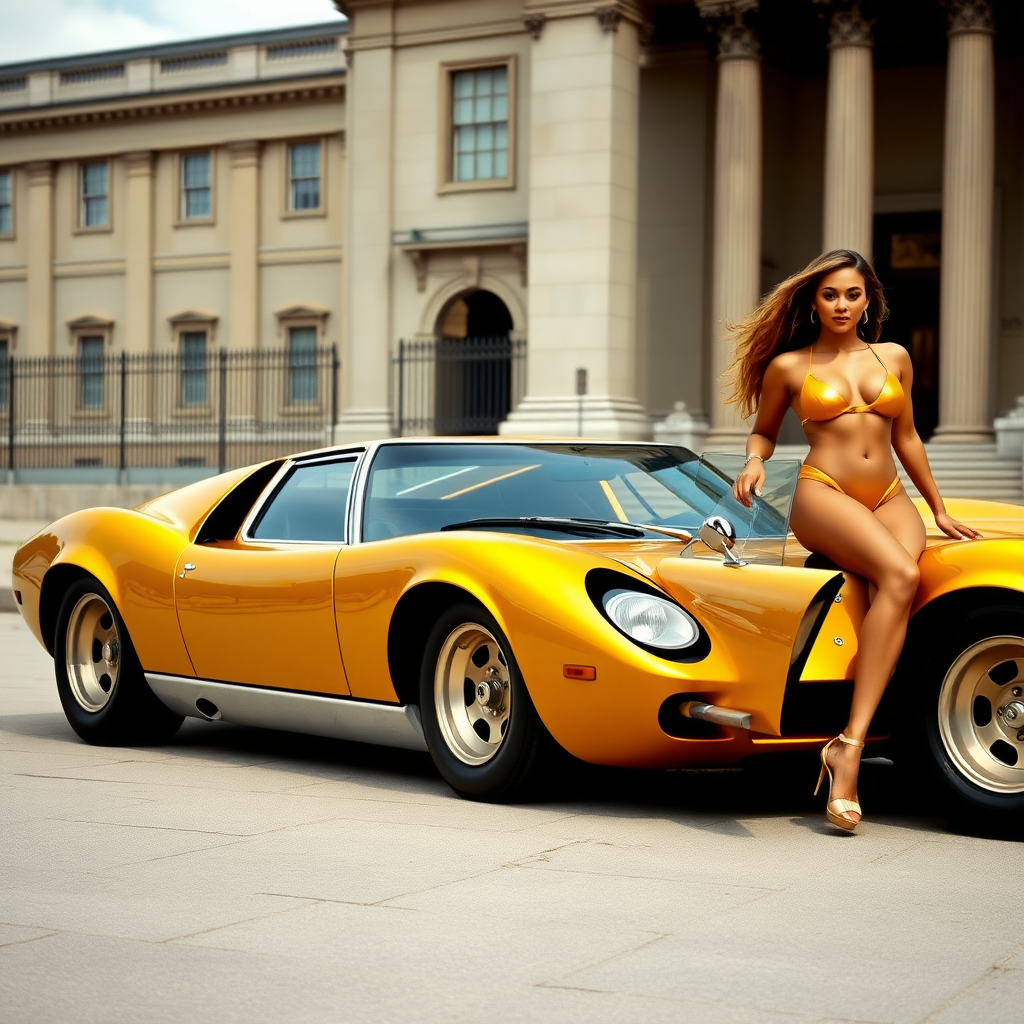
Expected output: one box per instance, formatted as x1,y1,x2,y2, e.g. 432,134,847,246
145,673,428,752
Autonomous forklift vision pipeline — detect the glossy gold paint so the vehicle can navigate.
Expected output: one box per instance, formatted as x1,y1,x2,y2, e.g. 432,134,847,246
913,538,1024,614
799,575,868,681
653,558,843,736
13,508,194,675
12,454,1023,773
175,542,349,693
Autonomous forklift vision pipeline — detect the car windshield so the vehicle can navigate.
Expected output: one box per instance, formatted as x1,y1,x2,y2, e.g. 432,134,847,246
362,443,792,544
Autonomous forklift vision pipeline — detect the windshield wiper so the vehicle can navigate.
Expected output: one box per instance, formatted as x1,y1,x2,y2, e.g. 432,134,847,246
563,517,692,542
440,516,646,538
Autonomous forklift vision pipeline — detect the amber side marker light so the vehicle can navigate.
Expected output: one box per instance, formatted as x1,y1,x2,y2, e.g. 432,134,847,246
13,591,22,605
563,665,597,681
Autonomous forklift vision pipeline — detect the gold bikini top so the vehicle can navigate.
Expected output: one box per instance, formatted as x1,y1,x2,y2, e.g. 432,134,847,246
799,344,905,426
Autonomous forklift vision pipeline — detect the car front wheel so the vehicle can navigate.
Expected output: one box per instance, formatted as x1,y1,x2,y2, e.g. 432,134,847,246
419,603,554,801
54,577,183,746
900,602,1024,830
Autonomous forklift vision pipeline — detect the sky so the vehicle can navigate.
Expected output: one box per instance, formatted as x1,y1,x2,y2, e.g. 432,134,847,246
0,0,346,65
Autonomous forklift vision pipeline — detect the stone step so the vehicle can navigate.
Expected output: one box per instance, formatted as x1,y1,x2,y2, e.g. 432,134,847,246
902,466,1024,478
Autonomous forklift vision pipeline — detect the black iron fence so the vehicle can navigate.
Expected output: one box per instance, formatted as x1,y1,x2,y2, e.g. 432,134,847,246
394,336,527,436
0,347,338,475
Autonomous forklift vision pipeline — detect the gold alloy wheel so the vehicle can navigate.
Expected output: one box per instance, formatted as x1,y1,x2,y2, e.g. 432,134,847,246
65,593,121,713
434,623,512,766
937,635,1024,794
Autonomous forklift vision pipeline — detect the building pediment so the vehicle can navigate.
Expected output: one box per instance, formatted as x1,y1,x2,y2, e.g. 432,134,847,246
168,310,218,324
66,315,114,329
274,305,329,320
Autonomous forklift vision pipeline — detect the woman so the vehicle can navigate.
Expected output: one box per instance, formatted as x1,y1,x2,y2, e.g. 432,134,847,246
728,249,979,832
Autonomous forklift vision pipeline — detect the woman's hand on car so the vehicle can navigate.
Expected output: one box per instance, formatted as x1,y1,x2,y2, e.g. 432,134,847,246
935,512,982,540
733,460,765,508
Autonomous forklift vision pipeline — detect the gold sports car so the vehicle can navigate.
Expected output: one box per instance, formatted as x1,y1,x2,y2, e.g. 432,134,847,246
11,440,1024,824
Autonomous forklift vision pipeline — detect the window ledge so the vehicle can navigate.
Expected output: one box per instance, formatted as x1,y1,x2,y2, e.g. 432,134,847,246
438,177,515,195
282,208,326,220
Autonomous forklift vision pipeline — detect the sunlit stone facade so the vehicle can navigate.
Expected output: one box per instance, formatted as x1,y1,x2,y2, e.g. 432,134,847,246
1,1,1022,451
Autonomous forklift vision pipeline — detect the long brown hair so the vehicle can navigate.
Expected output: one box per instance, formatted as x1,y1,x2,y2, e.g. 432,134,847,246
725,249,889,419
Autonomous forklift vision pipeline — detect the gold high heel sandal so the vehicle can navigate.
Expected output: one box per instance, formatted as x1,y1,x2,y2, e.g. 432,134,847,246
814,733,865,832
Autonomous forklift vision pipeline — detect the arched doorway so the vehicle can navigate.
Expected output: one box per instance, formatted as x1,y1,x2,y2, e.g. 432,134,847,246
435,289,514,434
438,290,514,339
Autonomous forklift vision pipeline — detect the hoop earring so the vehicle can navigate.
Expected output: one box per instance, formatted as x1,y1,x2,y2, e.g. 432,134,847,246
862,309,869,324
810,309,818,325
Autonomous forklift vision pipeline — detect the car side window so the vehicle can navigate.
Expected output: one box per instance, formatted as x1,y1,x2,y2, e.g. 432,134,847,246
250,459,355,543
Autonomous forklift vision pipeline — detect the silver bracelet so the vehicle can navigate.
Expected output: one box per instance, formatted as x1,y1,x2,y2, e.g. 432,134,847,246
745,454,764,465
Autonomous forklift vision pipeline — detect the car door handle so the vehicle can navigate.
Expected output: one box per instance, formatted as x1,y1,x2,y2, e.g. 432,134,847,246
179,563,197,579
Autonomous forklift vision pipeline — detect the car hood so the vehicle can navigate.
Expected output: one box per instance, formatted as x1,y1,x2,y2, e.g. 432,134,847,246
571,497,1024,581
913,497,1024,541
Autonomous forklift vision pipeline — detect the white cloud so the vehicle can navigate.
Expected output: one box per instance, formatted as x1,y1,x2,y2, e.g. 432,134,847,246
0,0,345,65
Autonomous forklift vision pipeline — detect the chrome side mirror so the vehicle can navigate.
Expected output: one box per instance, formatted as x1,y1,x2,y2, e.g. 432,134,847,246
698,515,746,567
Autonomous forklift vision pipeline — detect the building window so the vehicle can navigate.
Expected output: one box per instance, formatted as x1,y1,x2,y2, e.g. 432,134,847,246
80,162,108,228
180,153,212,221
288,326,318,404
452,67,508,182
288,142,322,212
439,60,515,193
78,336,106,410
0,170,12,236
180,331,208,407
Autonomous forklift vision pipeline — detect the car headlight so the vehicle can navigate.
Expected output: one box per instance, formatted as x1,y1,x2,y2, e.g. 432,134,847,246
602,589,699,650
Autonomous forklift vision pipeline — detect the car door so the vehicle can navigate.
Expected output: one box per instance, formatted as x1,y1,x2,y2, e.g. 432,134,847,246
174,456,357,694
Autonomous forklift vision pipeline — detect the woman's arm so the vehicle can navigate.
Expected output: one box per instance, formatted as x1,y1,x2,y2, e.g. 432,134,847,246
889,346,980,540
733,356,792,507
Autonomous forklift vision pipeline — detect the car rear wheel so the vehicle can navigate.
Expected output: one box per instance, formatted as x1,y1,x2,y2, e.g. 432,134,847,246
419,603,554,801
55,577,183,746
898,602,1024,830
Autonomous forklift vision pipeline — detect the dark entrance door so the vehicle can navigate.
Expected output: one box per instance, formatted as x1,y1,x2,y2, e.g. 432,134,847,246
873,211,942,440
436,290,514,435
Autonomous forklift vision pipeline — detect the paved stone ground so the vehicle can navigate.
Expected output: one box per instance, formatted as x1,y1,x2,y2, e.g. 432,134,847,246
1,611,1020,1024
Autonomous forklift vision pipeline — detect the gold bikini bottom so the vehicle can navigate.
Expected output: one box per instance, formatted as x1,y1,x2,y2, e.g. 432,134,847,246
798,464,902,512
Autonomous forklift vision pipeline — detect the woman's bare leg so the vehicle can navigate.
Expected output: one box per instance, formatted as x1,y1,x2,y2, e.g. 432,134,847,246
851,492,926,734
789,482,922,823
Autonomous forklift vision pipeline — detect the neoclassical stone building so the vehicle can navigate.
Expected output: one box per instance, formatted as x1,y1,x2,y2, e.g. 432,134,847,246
0,1,1022,475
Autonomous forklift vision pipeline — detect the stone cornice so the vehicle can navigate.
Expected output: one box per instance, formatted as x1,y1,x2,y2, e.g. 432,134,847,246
345,19,526,52
694,0,758,18
521,1,647,35
0,75,345,137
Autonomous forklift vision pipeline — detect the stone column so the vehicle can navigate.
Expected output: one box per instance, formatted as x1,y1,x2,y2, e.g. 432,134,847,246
934,0,995,443
227,141,260,350
500,3,649,439
699,1,762,447
25,161,55,357
123,151,154,352
334,32,397,443
820,1,874,258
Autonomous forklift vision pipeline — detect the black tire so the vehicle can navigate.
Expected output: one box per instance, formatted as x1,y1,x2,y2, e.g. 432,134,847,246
896,600,1024,833
54,577,183,746
419,602,556,802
